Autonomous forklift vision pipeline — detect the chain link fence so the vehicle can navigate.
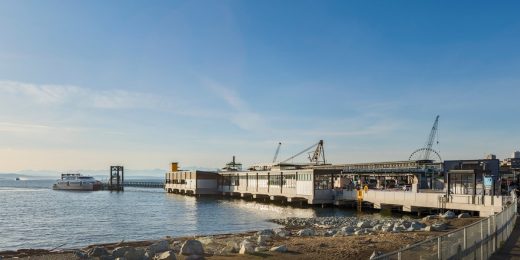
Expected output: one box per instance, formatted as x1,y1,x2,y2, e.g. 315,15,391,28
373,193,517,260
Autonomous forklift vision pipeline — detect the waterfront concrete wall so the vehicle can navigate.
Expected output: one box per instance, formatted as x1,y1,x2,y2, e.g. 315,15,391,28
340,189,504,216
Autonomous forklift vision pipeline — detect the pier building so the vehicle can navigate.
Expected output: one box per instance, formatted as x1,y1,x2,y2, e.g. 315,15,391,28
165,163,219,195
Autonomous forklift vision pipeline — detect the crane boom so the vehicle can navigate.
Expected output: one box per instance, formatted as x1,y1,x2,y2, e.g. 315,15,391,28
272,142,282,163
422,115,439,161
281,140,325,165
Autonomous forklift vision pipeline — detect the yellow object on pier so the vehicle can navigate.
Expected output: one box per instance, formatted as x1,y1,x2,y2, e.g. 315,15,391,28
171,162,178,172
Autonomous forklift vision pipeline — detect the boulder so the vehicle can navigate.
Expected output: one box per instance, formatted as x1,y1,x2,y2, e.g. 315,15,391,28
269,245,288,253
458,213,471,218
274,229,291,238
381,226,392,232
73,251,88,259
180,240,204,256
239,241,254,254
220,241,239,254
442,211,456,219
341,226,355,233
257,235,271,246
424,225,432,232
357,221,372,228
432,223,448,231
372,224,382,231
113,247,134,258
254,246,268,252
148,240,170,255
297,228,315,237
392,225,404,233
88,247,109,257
184,255,204,260
324,230,336,237
155,250,176,260
100,256,115,260
401,221,411,229
197,237,214,246
354,230,364,235
256,229,275,238
124,248,146,260
422,215,437,221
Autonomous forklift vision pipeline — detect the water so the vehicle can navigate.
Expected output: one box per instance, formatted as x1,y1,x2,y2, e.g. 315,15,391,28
0,179,359,251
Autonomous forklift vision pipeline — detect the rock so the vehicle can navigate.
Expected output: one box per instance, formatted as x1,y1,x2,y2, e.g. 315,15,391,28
422,215,437,221
197,237,214,246
297,228,315,236
409,221,425,231
424,225,432,232
401,221,411,229
442,211,456,219
256,229,275,238
357,221,372,228
354,230,364,235
381,226,392,232
274,228,291,238
113,247,134,258
270,245,288,253
254,246,268,252
73,251,88,259
432,223,448,231
257,235,271,245
370,251,382,259
458,213,471,218
100,256,116,260
88,247,109,257
239,241,254,254
324,230,336,237
180,240,204,256
220,241,239,254
155,250,177,260
115,258,127,260
341,226,355,233
372,224,382,231
148,240,170,255
392,225,404,233
124,248,146,260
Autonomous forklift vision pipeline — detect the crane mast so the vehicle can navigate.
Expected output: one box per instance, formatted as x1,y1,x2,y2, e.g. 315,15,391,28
422,115,439,161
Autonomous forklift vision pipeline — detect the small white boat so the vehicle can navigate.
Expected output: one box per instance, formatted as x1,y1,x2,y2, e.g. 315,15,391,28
53,173,102,191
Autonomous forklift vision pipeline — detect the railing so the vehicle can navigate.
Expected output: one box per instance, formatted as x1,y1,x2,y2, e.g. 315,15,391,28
122,181,164,188
373,192,517,260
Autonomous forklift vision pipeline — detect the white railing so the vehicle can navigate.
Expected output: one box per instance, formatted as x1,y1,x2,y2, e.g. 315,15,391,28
373,192,517,260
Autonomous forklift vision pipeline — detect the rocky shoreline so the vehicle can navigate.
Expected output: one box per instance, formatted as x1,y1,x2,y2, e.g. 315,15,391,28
0,211,477,260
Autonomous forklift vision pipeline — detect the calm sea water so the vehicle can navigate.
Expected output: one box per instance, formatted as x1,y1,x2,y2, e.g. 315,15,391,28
0,179,360,251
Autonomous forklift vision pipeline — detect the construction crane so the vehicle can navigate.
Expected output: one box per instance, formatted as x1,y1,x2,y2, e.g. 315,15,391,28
281,140,326,165
272,142,282,163
409,115,442,162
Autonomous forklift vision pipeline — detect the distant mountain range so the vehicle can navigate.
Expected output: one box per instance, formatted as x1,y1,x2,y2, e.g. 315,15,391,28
0,166,220,180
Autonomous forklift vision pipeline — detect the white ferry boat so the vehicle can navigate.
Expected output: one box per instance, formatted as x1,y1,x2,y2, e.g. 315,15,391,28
52,173,102,191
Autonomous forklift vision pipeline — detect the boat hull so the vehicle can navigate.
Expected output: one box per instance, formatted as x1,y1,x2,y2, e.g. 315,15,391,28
52,182,98,191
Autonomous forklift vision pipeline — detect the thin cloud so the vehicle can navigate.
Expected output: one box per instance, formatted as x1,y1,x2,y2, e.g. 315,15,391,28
0,80,160,109
202,78,268,131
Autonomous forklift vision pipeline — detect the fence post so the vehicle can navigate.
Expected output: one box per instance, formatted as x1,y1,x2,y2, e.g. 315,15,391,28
481,220,484,259
493,215,497,252
463,227,467,251
438,236,442,260
488,217,492,257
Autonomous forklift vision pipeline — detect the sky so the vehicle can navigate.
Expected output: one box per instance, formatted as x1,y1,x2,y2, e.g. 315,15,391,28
0,1,519,172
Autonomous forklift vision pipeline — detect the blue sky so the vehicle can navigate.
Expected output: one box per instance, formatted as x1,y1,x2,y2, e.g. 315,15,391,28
0,1,519,172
